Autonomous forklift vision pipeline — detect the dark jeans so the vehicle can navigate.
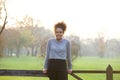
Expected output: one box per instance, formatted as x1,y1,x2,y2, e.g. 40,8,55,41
47,59,68,80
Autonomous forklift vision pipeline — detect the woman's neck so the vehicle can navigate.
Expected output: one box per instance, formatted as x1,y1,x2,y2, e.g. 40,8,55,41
56,38,62,41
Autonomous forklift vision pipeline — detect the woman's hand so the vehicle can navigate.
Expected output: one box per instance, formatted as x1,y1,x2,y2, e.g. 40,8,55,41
67,69,72,74
42,69,47,74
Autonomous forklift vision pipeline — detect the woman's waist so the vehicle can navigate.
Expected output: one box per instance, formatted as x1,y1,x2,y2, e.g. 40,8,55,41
49,58,66,62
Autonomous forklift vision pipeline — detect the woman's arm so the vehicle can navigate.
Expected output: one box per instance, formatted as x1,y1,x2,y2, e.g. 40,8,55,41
43,40,51,73
67,41,72,73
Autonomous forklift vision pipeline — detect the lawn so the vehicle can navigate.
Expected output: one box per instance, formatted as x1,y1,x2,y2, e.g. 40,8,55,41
0,56,120,80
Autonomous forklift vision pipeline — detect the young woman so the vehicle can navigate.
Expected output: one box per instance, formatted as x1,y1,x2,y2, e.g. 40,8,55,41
43,21,72,80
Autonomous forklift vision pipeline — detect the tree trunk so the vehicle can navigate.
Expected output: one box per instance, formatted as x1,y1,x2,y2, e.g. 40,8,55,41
34,46,38,56
24,46,30,56
16,47,20,58
0,36,3,57
31,46,34,56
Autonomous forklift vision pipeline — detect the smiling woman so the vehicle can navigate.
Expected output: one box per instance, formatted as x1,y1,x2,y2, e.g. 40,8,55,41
6,0,120,39
42,21,72,80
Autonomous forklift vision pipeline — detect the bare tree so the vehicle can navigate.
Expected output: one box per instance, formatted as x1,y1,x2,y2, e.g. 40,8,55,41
0,0,7,57
66,35,80,60
97,32,105,58
0,0,7,35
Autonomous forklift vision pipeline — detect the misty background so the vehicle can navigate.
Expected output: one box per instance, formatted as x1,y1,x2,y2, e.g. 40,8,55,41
0,15,120,59
0,0,120,59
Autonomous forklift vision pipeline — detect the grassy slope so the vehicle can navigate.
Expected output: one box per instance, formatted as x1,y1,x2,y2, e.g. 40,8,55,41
0,56,120,80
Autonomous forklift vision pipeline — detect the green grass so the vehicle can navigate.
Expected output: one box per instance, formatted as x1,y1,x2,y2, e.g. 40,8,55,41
0,56,43,70
0,56,120,80
72,57,120,70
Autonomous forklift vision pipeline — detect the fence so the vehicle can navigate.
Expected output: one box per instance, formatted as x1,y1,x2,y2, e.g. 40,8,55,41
0,65,120,80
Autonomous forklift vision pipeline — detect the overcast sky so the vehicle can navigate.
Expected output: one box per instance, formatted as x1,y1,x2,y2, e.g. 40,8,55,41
6,0,120,39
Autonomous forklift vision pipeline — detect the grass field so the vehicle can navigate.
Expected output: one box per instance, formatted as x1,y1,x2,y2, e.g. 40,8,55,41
0,56,120,80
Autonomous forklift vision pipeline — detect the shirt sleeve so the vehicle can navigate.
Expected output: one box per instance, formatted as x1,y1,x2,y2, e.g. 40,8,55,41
43,39,51,69
66,41,72,69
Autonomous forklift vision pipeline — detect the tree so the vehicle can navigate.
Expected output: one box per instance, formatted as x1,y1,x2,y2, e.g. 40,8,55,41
97,32,105,58
0,0,7,35
16,15,35,56
0,34,5,57
105,39,120,57
66,35,80,60
3,28,21,57
31,25,53,57
39,28,54,57
20,29,35,56
0,0,7,57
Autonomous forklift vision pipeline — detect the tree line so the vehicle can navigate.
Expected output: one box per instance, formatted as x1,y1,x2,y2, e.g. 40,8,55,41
0,15,120,59
0,15,80,60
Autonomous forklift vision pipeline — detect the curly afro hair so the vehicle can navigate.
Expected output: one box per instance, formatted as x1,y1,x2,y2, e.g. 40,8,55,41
54,21,67,33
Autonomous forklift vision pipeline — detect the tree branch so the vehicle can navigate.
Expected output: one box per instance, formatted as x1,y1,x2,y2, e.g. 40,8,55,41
0,0,7,35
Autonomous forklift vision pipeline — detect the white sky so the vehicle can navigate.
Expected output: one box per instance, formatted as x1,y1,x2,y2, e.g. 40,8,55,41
5,0,120,39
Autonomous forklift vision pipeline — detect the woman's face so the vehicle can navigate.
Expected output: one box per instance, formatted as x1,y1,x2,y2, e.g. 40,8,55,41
55,28,64,41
